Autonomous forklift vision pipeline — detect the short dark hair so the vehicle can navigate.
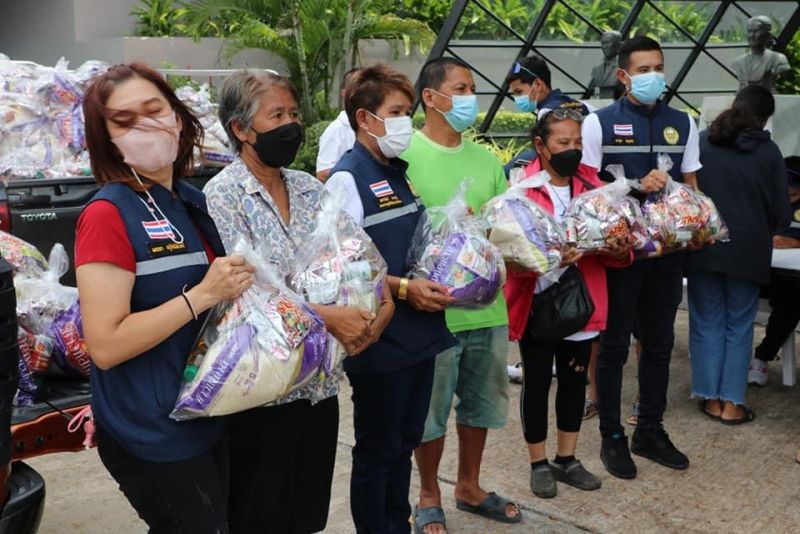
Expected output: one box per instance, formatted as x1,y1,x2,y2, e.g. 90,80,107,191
345,64,416,133
417,57,471,108
505,56,551,88
343,67,361,90
618,35,663,70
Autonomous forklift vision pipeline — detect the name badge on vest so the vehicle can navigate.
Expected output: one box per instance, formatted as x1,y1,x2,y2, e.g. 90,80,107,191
147,240,188,258
369,180,403,210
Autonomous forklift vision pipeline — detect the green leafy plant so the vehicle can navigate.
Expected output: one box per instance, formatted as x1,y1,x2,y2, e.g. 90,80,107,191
131,0,186,37
180,0,435,123
776,32,800,95
294,120,331,174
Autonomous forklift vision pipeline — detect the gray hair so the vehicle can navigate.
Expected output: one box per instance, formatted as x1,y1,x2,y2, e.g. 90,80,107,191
218,69,299,153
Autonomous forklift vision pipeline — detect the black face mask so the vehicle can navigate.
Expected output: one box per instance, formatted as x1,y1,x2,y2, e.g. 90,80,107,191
547,148,582,178
249,122,304,168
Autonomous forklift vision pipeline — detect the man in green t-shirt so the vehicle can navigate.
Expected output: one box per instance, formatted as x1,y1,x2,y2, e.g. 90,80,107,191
402,57,520,533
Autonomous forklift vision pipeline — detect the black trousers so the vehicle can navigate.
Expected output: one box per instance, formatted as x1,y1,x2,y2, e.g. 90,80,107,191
755,273,800,362
519,332,592,444
97,426,229,534
228,396,339,534
347,358,435,534
597,257,684,437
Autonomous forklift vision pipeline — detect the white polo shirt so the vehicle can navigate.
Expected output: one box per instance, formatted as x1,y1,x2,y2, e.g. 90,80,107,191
316,110,356,174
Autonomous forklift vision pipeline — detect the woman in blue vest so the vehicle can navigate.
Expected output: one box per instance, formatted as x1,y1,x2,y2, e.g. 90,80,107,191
77,63,255,533
325,65,457,534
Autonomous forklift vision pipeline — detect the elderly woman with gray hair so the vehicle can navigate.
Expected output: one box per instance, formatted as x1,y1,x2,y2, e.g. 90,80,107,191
204,70,391,533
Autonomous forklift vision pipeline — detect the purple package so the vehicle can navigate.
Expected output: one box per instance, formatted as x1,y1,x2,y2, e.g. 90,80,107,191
14,354,37,406
430,233,504,309
176,323,256,414
49,301,91,377
299,325,328,380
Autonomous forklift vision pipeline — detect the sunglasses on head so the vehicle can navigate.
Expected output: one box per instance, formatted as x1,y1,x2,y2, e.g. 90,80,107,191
541,108,584,123
511,62,539,79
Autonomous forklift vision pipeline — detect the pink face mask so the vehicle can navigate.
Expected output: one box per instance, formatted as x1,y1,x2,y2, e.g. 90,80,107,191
111,112,180,173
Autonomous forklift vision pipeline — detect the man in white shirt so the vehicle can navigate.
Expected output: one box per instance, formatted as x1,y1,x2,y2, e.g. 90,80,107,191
316,68,361,181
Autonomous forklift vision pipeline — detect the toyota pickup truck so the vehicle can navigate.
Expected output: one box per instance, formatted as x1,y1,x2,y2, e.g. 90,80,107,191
0,169,217,533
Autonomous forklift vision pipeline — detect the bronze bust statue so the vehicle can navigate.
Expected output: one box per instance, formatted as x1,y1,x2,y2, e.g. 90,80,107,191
731,16,790,92
585,31,622,99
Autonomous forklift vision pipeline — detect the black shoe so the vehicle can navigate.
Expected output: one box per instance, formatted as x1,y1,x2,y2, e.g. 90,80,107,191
551,459,602,490
631,426,689,470
600,434,637,479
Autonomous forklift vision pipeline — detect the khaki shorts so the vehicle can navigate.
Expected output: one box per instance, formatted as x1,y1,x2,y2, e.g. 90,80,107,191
422,325,510,443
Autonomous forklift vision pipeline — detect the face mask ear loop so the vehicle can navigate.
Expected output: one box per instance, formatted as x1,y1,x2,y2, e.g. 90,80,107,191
131,167,185,245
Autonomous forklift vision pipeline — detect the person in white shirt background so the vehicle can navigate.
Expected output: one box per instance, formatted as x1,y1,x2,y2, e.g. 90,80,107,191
316,67,362,181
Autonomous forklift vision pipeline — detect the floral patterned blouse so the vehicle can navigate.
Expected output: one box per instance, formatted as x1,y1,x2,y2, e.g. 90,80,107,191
203,158,341,405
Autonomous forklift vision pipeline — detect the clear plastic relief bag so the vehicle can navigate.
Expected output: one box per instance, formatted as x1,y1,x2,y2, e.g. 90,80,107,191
171,239,329,420
406,180,506,309
288,188,388,370
480,170,565,276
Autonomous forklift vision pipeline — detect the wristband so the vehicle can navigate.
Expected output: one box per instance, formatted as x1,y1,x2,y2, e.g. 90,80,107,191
398,278,409,301
181,285,198,321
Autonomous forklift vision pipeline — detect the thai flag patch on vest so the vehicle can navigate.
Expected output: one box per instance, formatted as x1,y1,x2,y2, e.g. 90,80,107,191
142,219,175,240
369,180,394,198
613,124,634,136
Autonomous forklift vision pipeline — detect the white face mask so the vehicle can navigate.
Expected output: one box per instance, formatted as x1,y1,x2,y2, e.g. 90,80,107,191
365,112,414,159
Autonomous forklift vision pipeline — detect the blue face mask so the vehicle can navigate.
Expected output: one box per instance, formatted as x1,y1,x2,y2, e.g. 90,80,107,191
514,85,539,113
628,71,666,105
431,90,479,132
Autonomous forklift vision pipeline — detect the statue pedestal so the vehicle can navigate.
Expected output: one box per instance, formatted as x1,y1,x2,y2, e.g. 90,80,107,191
699,95,800,157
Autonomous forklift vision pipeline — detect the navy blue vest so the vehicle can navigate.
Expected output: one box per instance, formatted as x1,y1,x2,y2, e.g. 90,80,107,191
331,142,456,374
596,97,691,183
88,181,226,461
540,88,590,116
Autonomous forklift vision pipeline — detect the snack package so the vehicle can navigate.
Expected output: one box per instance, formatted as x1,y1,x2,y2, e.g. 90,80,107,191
175,84,235,168
49,301,91,377
171,240,329,420
289,189,388,371
641,154,710,253
17,326,54,373
480,171,565,275
696,193,730,243
13,354,37,407
407,181,506,309
15,243,78,335
0,231,48,277
567,165,651,252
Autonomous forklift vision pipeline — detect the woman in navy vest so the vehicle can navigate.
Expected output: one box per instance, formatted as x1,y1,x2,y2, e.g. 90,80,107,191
77,63,255,533
325,65,457,534
687,86,789,424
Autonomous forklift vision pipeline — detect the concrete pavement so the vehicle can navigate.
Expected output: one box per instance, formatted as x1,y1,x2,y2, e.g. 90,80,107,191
28,312,800,533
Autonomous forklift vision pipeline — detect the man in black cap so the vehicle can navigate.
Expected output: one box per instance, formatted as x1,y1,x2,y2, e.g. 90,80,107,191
503,56,592,177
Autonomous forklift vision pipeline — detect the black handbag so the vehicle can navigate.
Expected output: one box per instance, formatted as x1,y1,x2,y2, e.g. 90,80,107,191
527,266,595,341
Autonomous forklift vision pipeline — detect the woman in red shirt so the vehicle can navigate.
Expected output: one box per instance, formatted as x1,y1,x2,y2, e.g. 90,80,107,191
76,63,254,533
504,109,631,499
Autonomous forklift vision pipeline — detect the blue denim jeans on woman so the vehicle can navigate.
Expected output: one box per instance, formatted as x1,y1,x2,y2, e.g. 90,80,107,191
688,271,760,405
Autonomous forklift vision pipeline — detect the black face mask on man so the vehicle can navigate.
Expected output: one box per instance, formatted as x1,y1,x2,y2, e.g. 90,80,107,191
249,122,304,168
546,148,582,178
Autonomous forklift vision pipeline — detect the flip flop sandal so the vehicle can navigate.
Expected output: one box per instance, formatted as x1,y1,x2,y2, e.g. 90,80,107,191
583,398,599,420
699,400,721,421
455,492,522,524
413,505,447,534
720,406,756,426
